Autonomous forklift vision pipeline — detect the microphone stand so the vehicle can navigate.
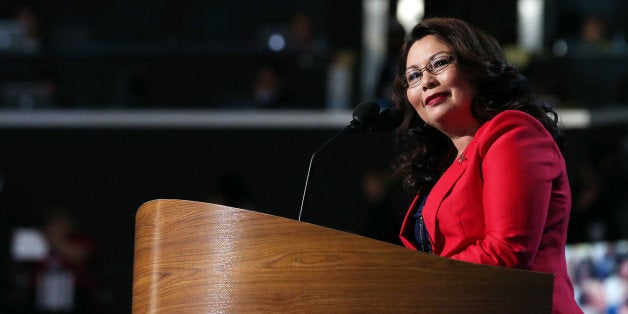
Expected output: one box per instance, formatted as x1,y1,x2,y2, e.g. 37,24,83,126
297,100,388,222
298,123,355,221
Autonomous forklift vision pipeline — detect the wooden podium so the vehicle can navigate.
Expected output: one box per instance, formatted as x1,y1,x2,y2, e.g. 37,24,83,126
132,199,553,313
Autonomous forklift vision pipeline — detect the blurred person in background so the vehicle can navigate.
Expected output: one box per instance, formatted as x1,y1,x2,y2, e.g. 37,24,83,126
391,18,581,313
574,14,613,55
12,4,47,53
35,208,104,313
605,254,628,313
281,12,329,109
252,65,294,108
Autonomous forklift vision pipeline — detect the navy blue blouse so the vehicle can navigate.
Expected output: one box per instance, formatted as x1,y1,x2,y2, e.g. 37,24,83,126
413,196,433,253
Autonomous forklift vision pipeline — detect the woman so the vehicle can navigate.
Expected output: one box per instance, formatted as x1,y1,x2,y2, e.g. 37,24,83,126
392,18,581,313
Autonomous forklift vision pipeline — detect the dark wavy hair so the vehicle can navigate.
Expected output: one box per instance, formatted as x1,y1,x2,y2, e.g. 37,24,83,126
392,17,564,194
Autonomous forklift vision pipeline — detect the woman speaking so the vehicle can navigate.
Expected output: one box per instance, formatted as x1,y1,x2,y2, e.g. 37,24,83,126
391,18,582,313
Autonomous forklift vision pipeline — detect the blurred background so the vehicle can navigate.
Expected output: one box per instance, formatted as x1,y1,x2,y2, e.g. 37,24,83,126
0,0,625,312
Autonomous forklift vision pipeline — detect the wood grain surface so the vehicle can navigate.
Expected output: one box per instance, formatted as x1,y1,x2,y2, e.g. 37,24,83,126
132,199,553,313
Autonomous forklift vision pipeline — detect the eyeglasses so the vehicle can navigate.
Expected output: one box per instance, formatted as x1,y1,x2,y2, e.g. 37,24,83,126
404,54,455,88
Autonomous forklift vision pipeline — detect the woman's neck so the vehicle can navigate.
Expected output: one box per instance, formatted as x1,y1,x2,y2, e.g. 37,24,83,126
451,135,474,158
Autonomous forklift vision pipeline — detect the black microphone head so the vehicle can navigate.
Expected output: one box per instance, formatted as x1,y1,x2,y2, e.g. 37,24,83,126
375,107,403,131
351,100,380,129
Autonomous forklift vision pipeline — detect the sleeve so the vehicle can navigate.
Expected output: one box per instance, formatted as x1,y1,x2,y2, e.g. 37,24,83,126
450,111,562,268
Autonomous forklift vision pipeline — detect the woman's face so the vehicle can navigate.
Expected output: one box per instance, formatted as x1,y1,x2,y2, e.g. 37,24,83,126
405,35,477,138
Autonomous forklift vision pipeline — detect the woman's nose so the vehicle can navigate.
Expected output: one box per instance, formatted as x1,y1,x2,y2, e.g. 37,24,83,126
421,73,438,92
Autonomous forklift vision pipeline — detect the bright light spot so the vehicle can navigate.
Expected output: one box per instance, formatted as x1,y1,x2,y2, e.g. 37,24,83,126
557,108,590,128
517,0,544,52
396,0,424,34
268,33,285,52
12,228,49,261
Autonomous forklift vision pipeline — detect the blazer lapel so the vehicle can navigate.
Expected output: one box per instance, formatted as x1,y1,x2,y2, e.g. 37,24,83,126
424,121,489,250
422,158,468,249
400,122,488,251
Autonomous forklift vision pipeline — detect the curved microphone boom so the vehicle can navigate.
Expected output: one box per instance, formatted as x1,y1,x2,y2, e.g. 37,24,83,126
297,100,401,221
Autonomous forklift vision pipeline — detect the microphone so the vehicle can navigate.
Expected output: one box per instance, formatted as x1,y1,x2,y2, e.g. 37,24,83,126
348,100,381,130
297,100,401,221
373,106,403,131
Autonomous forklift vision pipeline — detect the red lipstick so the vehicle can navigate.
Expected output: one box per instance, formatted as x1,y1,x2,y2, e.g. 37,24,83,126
425,92,450,106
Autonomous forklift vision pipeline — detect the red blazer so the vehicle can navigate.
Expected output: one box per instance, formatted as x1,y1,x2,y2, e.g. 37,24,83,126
399,110,581,313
